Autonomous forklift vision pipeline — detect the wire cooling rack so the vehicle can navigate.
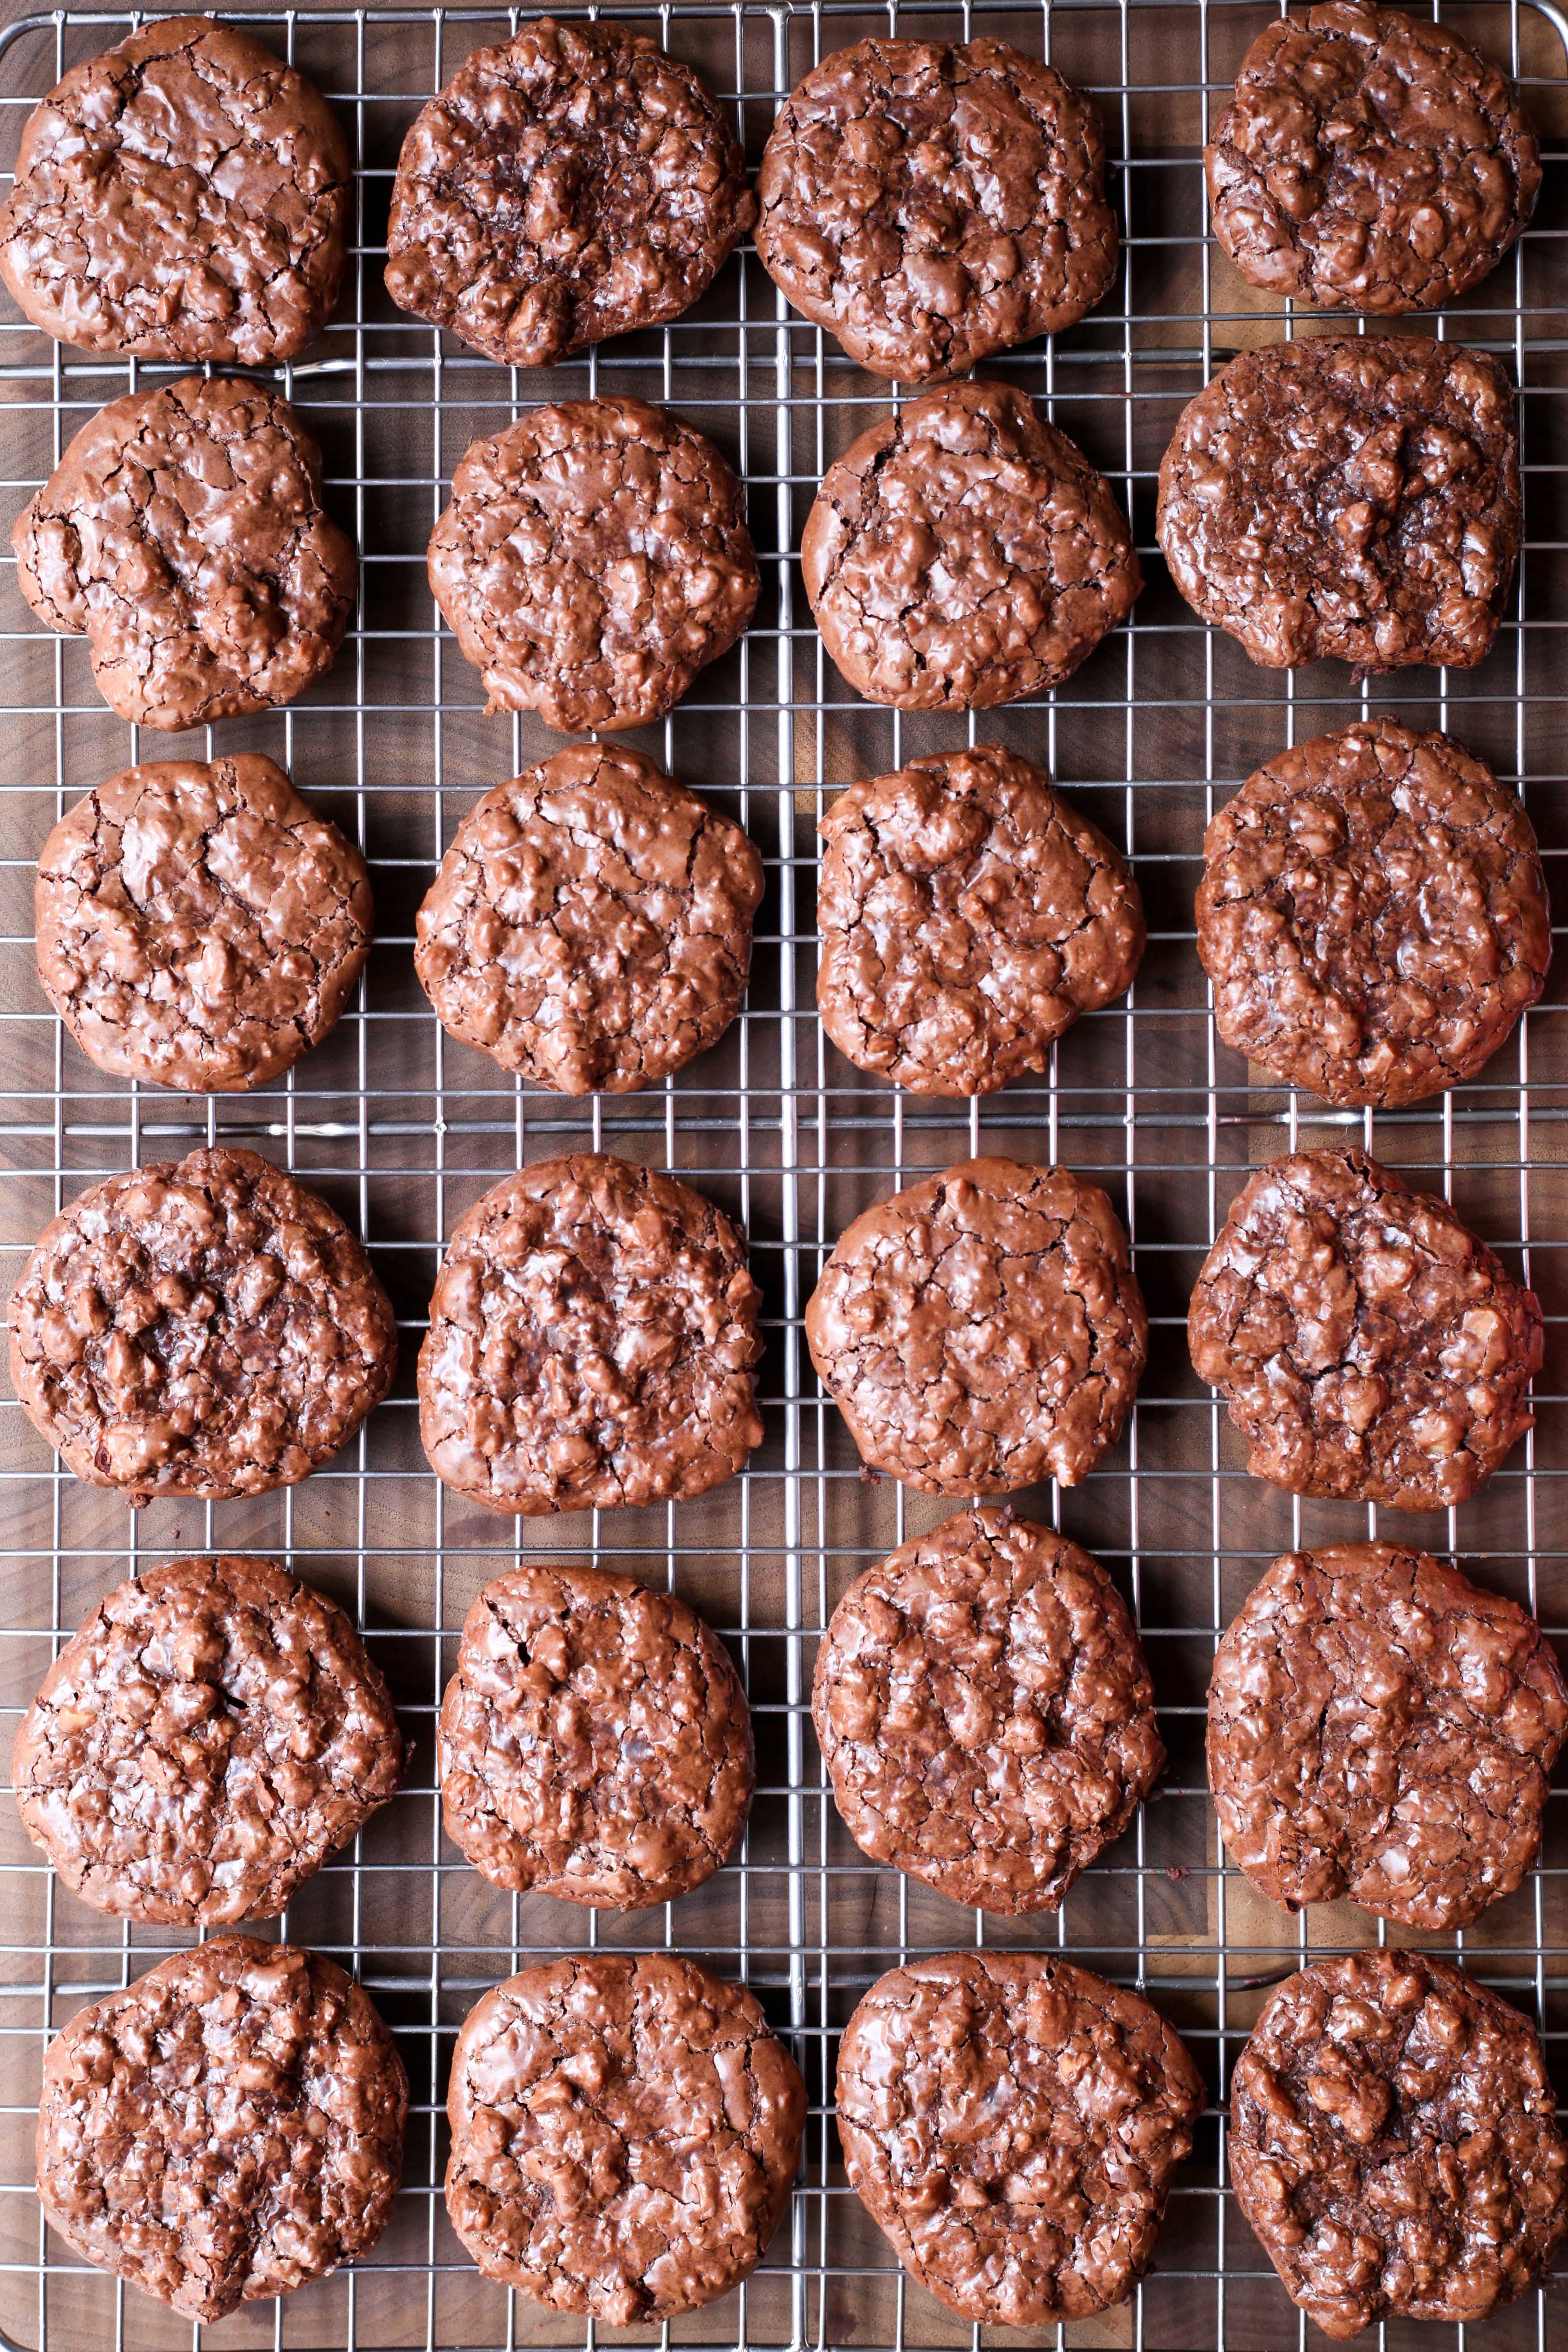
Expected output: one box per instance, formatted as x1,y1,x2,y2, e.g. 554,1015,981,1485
0,2,1567,2348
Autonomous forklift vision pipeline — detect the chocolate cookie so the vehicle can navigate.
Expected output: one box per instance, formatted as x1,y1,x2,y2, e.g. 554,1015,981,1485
430,396,757,733
817,743,1143,1096
806,1158,1146,1494
384,17,754,367
1189,1145,1541,1511
1207,3,1539,315
14,1556,404,1925
13,374,355,731
418,1153,763,1515
756,38,1116,381
439,1562,753,1907
803,380,1140,709
1230,1949,1567,2338
1157,339,1520,672
1198,720,1550,1108
813,1507,1162,1912
837,1951,1203,2325
445,1953,804,2318
415,744,763,1093
0,17,348,365
37,1935,406,2320
7,1145,397,1505
37,756,373,1094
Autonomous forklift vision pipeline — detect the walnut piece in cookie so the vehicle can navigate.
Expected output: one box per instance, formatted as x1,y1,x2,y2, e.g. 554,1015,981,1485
7,1145,397,1505
418,1153,763,1515
756,38,1117,381
439,1561,753,1907
14,1556,404,1925
1189,1146,1541,1511
0,17,349,365
806,1158,1146,1494
817,743,1143,1095
1157,339,1520,672
838,1951,1203,2325
814,1507,1162,1912
12,375,356,730
384,17,754,367
1230,1950,1568,2338
1198,721,1550,1108
1208,1542,1568,1931
1207,3,1539,316
445,1953,804,2318
415,745,763,1093
430,396,757,732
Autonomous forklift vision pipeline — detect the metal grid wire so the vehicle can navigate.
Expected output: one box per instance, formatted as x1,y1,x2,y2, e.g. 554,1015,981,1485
0,2,1567,2347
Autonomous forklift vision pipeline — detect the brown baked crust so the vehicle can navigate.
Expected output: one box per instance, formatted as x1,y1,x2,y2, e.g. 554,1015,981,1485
813,1507,1162,1912
12,375,356,731
417,1153,763,1516
36,1935,407,2321
1156,339,1520,671
37,757,373,1094
1197,721,1550,1108
1208,1542,1568,1930
837,1951,1203,2324
1207,2,1540,316
445,1953,804,2319
803,380,1140,709
438,1562,753,1906
1230,1950,1568,2338
0,17,348,365
817,743,1143,1096
13,1556,404,1925
7,1145,397,1505
415,745,763,1093
1188,1146,1541,1511
756,38,1116,381
806,1157,1146,1494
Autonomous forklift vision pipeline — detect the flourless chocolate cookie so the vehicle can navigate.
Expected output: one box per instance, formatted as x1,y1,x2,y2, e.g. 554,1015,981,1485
445,1953,804,2318
803,380,1140,709
385,17,754,367
1209,1542,1568,1929
0,18,349,365
1207,3,1539,315
1157,339,1520,671
415,745,763,1093
1189,1146,1541,1511
817,743,1143,1095
838,1951,1203,2325
813,1507,1162,1912
7,1145,397,1505
1198,721,1550,1107
13,374,356,730
36,1935,407,2321
37,756,373,1094
439,1561,753,1906
806,1157,1146,1494
1230,1949,1568,2338
14,1556,404,1925
756,38,1116,381
418,1153,763,1515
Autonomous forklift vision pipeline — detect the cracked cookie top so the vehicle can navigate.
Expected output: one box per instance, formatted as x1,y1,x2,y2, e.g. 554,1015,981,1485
806,1157,1147,1494
445,1952,805,2319
0,17,349,365
757,37,1117,381
802,380,1140,709
415,745,763,1093
1189,1145,1542,1511
1198,721,1550,1108
817,743,1144,1096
